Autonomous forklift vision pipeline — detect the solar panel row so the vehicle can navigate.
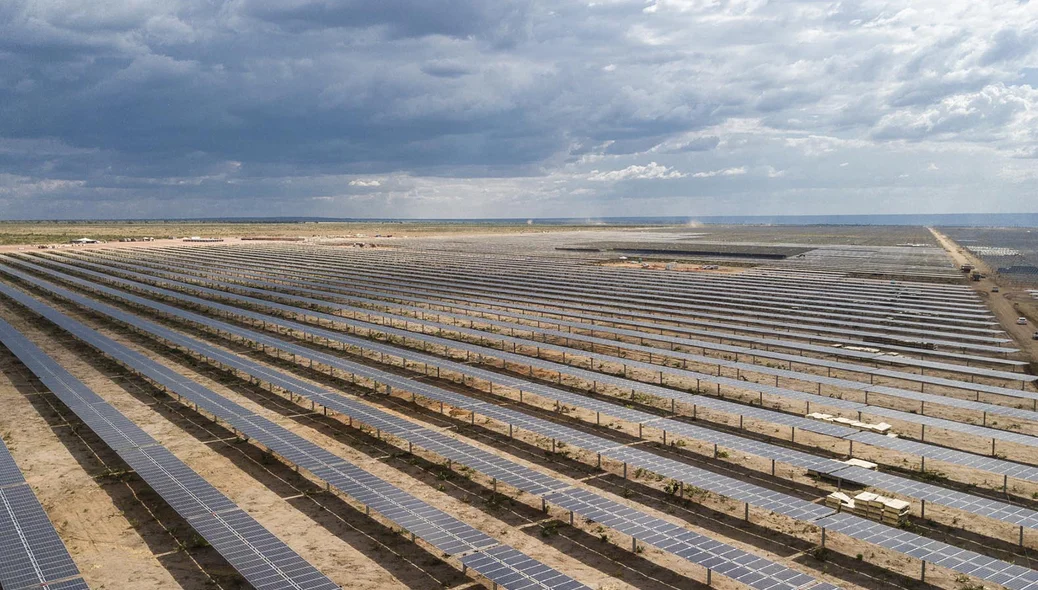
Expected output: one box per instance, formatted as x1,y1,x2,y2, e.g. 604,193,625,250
0,276,591,590
542,487,833,590
39,254,1038,458
13,258,1038,540
87,247,1023,370
71,252,1038,420
97,246,1017,355
10,265,1038,590
0,316,339,590
0,433,86,590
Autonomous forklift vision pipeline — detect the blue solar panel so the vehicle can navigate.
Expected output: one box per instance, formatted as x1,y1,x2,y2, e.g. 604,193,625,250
461,545,589,590
0,314,337,590
0,276,580,590
0,483,83,590
0,440,24,489
9,255,1038,585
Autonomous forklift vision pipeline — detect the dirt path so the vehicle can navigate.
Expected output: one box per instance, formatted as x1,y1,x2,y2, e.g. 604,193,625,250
928,227,1037,369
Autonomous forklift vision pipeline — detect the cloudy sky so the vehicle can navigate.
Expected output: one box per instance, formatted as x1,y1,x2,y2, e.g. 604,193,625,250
2,0,1037,219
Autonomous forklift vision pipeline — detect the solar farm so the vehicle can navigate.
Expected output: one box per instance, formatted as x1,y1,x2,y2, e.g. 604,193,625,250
2,228,1038,590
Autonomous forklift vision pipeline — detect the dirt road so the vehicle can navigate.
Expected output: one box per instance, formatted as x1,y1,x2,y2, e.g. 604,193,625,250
929,227,1037,370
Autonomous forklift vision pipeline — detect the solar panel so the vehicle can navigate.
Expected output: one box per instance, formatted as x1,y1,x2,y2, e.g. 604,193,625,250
543,487,824,590
14,255,1038,587
602,446,835,522
832,465,1038,529
849,432,1038,482
0,282,579,589
36,578,92,590
0,442,24,490
0,483,84,590
816,512,1038,590
460,545,598,590
14,257,1038,536
124,445,240,520
0,315,340,590
863,406,1038,449
187,508,341,590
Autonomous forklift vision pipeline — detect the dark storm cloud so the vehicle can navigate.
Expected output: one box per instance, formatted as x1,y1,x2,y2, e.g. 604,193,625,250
1,0,1038,219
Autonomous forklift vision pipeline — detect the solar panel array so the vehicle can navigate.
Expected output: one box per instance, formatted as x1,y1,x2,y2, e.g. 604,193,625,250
79,251,1038,431
88,246,1025,371
8,260,1038,590
41,255,1038,486
69,249,1033,381
136,244,1020,354
35,254,1038,460
11,257,1038,538
5,239,1038,590
137,244,998,333
0,275,595,590
0,433,86,590
0,316,339,590
0,263,847,590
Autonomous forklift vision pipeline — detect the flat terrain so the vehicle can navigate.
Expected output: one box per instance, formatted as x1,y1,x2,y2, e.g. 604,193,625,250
656,224,939,247
1,224,1037,590
0,220,621,246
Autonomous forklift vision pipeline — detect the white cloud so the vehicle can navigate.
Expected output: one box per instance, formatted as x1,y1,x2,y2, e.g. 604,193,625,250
689,166,747,178
587,161,686,181
348,179,383,187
